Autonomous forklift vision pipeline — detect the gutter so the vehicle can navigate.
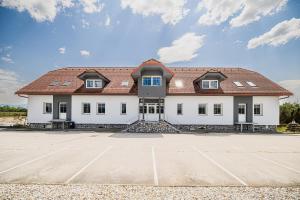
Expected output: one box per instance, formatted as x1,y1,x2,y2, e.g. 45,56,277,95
17,94,28,98
279,96,290,100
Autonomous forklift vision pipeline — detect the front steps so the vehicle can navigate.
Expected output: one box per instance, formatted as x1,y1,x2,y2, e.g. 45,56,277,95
123,120,181,133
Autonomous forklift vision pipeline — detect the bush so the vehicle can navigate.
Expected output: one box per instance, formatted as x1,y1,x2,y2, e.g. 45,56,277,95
280,103,300,124
0,105,27,112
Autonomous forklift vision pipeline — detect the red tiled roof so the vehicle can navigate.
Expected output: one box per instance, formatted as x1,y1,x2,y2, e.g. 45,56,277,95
16,66,292,96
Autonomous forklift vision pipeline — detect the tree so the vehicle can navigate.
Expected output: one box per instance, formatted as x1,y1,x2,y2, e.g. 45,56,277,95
280,103,300,124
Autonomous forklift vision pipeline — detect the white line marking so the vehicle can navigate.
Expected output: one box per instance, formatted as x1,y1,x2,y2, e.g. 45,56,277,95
252,154,300,174
65,146,112,184
0,147,69,175
151,146,159,186
192,146,248,186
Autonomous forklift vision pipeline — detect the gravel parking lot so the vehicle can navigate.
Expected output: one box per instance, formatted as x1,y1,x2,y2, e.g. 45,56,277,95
0,130,299,198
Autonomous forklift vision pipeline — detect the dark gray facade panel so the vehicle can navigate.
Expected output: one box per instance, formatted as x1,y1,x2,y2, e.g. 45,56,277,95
233,96,253,123
53,95,72,120
138,69,167,98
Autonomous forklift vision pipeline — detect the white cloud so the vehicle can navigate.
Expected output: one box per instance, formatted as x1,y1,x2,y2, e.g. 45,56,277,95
105,15,111,26
0,68,26,105
0,0,74,22
197,0,242,26
80,0,104,14
279,80,300,103
157,32,205,63
1,56,14,64
80,50,90,56
120,0,189,25
58,47,66,54
81,19,90,28
197,0,287,27
247,18,300,49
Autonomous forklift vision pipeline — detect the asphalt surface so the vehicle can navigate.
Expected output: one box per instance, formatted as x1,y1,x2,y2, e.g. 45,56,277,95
0,131,299,186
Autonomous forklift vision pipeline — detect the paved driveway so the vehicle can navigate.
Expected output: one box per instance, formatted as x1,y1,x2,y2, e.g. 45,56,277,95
0,131,299,186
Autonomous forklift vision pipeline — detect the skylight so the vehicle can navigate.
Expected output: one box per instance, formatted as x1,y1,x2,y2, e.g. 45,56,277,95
121,80,129,87
233,81,243,87
49,80,60,86
62,81,71,86
246,81,257,87
175,80,183,88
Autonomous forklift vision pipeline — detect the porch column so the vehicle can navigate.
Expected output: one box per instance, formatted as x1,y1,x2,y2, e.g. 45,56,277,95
158,98,161,121
142,98,145,121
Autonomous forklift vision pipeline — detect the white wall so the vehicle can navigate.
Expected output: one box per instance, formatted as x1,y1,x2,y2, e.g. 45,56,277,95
72,95,139,124
253,96,279,125
164,96,234,125
27,95,53,123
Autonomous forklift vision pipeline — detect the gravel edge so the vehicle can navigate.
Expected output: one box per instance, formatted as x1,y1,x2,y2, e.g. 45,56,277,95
0,184,299,200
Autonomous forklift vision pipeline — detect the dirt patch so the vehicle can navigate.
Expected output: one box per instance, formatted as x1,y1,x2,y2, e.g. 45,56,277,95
0,116,26,126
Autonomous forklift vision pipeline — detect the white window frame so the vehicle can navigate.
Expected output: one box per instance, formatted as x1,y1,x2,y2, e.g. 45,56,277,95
82,103,91,115
246,81,257,87
86,79,102,88
43,102,52,114
202,80,219,89
97,103,106,115
198,104,207,115
120,103,127,115
253,104,263,116
213,103,223,116
233,81,244,87
142,76,162,86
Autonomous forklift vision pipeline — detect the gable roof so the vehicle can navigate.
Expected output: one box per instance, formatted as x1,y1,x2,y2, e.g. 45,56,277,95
16,66,292,96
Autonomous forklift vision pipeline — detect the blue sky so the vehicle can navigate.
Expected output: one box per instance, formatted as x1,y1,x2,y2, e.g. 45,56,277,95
0,0,300,105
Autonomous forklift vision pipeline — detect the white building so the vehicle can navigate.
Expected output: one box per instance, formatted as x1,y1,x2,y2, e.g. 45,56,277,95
17,59,292,132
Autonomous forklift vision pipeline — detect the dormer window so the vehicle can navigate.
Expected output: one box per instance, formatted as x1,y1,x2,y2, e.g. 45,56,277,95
202,80,218,89
86,79,103,88
142,76,162,86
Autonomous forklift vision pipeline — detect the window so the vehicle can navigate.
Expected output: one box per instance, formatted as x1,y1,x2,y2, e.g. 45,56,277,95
246,81,257,87
59,103,67,113
82,103,91,114
254,104,263,115
121,103,126,114
214,104,222,115
86,79,102,88
43,103,52,114
177,103,183,115
152,77,161,86
198,104,207,115
142,76,162,86
233,81,244,87
156,105,164,114
238,104,245,114
202,80,218,89
139,106,147,113
97,103,105,114
148,105,155,114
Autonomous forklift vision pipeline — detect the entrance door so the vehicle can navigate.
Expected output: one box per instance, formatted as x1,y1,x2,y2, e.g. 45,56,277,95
238,103,246,123
145,103,159,121
59,102,67,120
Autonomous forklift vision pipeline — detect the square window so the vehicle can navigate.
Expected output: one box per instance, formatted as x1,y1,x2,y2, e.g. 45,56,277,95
156,105,164,114
43,103,52,114
177,103,183,115
82,103,90,114
139,106,147,113
86,80,94,88
254,104,262,115
210,80,218,89
121,103,126,114
198,104,207,115
202,80,210,89
59,103,67,113
152,77,161,86
97,103,106,114
214,104,222,115
142,77,152,86
94,80,102,88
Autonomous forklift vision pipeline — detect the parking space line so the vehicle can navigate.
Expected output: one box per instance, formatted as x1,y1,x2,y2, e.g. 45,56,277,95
0,146,69,175
252,153,300,174
151,146,159,186
65,146,112,184
192,146,248,186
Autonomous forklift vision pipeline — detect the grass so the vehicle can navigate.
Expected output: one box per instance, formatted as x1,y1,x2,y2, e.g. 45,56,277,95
0,112,27,117
276,125,287,133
